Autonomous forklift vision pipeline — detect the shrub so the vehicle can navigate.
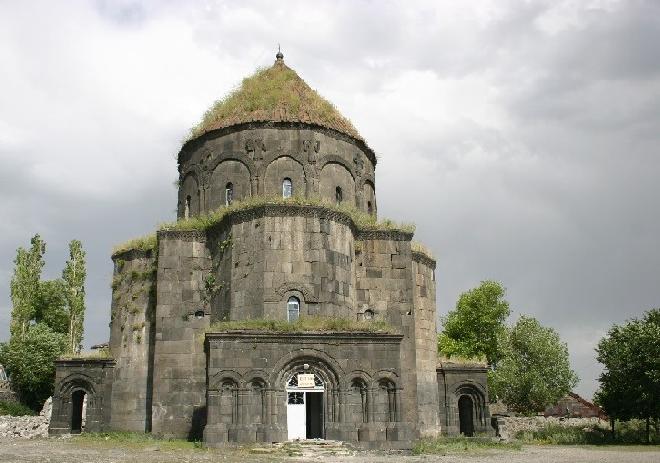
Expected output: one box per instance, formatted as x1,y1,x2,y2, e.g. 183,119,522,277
0,400,36,416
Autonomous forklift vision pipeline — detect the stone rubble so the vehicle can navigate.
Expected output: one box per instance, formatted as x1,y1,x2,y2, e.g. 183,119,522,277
0,397,51,439
494,415,607,441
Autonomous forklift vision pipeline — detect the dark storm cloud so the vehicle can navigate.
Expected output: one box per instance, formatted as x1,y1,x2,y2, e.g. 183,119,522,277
1,0,657,400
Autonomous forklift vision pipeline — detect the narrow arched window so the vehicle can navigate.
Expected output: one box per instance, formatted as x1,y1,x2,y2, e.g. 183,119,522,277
282,178,292,198
335,186,343,204
364,309,374,320
287,296,300,322
367,201,373,215
225,182,233,206
184,195,191,219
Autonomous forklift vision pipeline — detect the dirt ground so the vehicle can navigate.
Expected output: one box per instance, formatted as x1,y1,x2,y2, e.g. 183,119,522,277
0,438,659,463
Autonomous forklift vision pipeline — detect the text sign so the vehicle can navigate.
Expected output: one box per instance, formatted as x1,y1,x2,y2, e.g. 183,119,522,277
297,374,315,388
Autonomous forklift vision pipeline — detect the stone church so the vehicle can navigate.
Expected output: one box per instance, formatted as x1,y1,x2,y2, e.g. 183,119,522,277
49,52,491,447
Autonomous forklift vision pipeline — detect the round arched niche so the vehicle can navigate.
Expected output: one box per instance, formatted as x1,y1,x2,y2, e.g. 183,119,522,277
319,163,355,206
208,159,251,210
264,156,306,197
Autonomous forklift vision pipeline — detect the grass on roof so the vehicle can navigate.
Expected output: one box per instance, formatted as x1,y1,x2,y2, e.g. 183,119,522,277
208,317,398,334
411,241,434,259
159,196,415,234
112,233,157,257
189,63,360,140
438,354,488,367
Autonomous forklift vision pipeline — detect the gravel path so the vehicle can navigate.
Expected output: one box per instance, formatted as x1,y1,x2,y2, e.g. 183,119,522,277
0,438,658,463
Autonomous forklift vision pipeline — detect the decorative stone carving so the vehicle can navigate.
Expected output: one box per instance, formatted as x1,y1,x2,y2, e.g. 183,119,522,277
245,138,266,160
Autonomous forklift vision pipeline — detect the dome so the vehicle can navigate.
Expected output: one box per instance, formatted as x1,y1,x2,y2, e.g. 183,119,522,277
189,54,362,142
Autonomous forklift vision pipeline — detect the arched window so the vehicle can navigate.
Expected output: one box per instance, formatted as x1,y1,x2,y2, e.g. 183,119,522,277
184,195,191,219
225,182,233,206
287,296,300,322
282,178,292,198
367,201,373,215
335,186,343,204
363,309,374,320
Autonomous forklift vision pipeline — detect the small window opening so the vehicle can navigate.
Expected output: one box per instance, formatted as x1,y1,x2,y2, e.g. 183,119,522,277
287,296,300,322
225,182,233,206
283,178,293,198
194,310,205,319
367,201,373,215
364,309,375,320
184,195,191,219
335,186,343,204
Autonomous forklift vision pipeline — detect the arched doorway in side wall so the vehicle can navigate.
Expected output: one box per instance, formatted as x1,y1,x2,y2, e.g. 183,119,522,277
458,395,474,436
71,390,87,434
286,372,324,440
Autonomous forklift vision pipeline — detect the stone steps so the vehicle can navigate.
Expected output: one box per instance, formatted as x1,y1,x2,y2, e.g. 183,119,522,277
251,439,357,458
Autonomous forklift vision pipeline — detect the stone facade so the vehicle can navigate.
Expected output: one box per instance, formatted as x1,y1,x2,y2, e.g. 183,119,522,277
50,55,491,445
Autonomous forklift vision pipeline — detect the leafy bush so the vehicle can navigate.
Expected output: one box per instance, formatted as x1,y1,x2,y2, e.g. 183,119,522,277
0,400,36,416
413,436,521,455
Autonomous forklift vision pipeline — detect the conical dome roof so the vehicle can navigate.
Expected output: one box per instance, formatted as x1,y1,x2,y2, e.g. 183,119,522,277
189,55,362,142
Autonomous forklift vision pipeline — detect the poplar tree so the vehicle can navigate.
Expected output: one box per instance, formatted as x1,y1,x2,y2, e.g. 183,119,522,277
9,234,46,340
62,240,86,354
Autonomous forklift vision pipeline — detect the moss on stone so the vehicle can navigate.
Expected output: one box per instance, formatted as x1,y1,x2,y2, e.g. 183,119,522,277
189,60,361,141
208,317,398,334
160,196,415,234
112,233,157,257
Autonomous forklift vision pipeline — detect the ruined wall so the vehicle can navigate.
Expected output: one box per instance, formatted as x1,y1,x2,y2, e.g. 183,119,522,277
150,231,211,439
177,125,376,217
108,249,157,432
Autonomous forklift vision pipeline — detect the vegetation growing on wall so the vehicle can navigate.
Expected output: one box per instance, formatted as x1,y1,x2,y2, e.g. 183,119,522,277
188,61,361,141
209,317,397,334
111,233,157,257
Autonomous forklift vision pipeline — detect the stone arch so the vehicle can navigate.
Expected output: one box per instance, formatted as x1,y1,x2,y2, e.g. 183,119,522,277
271,350,343,388
209,370,243,391
217,378,239,425
319,162,355,207
58,373,97,396
55,374,98,434
246,378,267,425
373,377,398,423
179,172,200,218
453,382,488,433
362,179,376,215
274,283,319,303
209,159,251,211
263,156,306,197
206,152,256,178
319,155,357,180
346,374,370,424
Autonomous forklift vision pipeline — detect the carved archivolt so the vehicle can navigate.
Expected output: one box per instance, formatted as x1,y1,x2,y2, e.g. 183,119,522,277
272,283,318,303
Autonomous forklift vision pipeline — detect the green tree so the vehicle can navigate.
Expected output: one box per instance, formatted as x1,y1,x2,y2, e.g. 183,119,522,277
62,240,86,354
34,279,69,334
4,323,67,410
438,280,510,365
489,315,578,414
594,309,660,443
9,235,45,340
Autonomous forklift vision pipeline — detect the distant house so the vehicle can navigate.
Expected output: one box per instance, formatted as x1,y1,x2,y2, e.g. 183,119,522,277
544,392,607,419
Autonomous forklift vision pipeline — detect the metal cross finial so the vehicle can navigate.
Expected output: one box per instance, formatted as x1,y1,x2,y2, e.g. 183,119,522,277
276,44,284,61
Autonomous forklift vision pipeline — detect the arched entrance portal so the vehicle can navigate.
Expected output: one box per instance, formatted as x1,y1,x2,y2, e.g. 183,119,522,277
286,372,324,440
458,395,474,436
71,390,87,434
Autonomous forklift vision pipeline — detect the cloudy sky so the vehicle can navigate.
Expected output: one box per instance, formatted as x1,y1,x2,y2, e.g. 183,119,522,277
1,0,658,400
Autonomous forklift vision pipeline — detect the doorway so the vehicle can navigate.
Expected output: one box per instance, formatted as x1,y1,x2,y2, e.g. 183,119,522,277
286,373,325,440
71,390,86,434
458,395,474,436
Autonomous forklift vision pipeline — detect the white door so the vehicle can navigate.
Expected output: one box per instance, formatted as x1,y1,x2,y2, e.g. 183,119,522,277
287,391,306,440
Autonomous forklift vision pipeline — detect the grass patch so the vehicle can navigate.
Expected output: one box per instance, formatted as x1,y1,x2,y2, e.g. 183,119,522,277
112,233,157,257
516,420,660,445
438,354,487,367
189,62,360,141
413,436,521,455
411,241,434,259
59,348,112,361
160,195,415,234
0,400,36,416
71,432,204,451
209,316,398,334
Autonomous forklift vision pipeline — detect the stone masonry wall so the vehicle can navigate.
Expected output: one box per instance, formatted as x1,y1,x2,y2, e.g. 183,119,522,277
355,236,417,427
177,126,377,218
412,255,440,436
109,250,156,432
151,231,211,439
